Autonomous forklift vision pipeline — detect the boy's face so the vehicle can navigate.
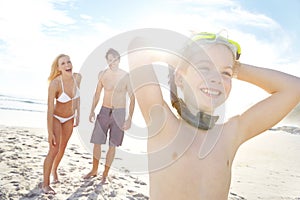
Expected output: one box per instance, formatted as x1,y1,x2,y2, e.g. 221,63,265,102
178,44,233,112
107,54,120,70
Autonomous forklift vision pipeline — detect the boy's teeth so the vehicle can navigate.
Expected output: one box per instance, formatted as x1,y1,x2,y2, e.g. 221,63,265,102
201,88,220,95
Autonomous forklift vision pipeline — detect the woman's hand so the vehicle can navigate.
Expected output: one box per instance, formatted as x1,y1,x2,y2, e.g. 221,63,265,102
48,133,56,147
74,114,80,127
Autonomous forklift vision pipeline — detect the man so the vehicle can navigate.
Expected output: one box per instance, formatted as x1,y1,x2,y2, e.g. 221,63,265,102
84,48,135,183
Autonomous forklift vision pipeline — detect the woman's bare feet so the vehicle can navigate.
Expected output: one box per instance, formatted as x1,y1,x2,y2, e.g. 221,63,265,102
51,179,60,184
42,185,56,195
51,170,59,184
83,171,97,179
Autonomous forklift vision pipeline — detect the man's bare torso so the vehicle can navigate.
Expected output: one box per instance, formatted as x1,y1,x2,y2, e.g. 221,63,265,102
100,69,129,108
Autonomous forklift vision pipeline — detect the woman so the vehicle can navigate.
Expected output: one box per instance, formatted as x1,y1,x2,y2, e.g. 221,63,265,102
42,54,81,194
128,31,300,199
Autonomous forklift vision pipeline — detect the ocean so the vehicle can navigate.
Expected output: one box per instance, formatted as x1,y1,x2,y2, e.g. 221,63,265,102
0,94,47,128
0,93,149,172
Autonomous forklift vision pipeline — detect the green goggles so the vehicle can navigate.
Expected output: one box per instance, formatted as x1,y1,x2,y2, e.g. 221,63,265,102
191,32,241,60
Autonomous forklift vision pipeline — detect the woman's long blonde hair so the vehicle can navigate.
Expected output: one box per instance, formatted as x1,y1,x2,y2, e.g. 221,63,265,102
48,54,69,82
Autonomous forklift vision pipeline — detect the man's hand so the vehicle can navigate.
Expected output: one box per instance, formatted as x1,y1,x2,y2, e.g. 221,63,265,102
89,111,96,123
122,119,132,130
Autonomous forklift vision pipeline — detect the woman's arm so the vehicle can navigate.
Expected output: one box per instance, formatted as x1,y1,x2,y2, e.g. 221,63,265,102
235,62,300,143
74,73,82,127
47,80,57,147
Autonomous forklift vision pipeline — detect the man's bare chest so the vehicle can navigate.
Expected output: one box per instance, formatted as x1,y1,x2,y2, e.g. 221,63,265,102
102,75,127,91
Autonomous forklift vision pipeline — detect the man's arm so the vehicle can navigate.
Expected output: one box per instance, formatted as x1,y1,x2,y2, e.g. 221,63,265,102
89,71,104,122
123,75,135,130
127,92,135,121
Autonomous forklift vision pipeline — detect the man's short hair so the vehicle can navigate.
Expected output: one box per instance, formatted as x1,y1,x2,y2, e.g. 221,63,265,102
105,48,120,60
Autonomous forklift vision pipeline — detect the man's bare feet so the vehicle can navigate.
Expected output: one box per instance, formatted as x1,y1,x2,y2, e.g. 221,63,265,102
83,171,97,179
100,170,109,184
100,176,107,184
42,185,56,195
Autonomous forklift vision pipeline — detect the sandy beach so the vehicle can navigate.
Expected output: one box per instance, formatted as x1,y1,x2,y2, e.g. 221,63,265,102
230,126,300,200
0,125,149,200
0,124,300,200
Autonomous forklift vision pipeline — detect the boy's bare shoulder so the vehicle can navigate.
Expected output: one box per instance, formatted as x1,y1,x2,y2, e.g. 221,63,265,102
226,115,241,127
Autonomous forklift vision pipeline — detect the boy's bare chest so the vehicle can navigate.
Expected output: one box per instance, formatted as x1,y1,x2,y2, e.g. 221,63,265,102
149,136,232,199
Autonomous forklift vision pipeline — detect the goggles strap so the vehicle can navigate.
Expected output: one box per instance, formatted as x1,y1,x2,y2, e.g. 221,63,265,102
172,98,219,130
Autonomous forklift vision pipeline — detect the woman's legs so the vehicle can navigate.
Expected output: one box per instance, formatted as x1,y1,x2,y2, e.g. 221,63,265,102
42,118,61,193
51,119,74,182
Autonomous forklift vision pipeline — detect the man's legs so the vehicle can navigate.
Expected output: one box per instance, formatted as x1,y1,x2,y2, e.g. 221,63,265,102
101,146,116,182
100,108,125,182
83,144,101,179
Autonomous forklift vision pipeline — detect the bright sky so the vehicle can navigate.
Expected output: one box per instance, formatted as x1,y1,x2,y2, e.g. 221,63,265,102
0,0,299,116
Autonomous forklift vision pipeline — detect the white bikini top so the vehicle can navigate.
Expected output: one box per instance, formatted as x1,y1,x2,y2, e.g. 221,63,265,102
56,75,80,103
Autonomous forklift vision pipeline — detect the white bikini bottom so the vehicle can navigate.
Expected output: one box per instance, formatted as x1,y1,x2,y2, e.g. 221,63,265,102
53,114,74,124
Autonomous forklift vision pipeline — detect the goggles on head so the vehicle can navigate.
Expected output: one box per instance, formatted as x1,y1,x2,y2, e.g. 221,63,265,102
191,32,241,60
